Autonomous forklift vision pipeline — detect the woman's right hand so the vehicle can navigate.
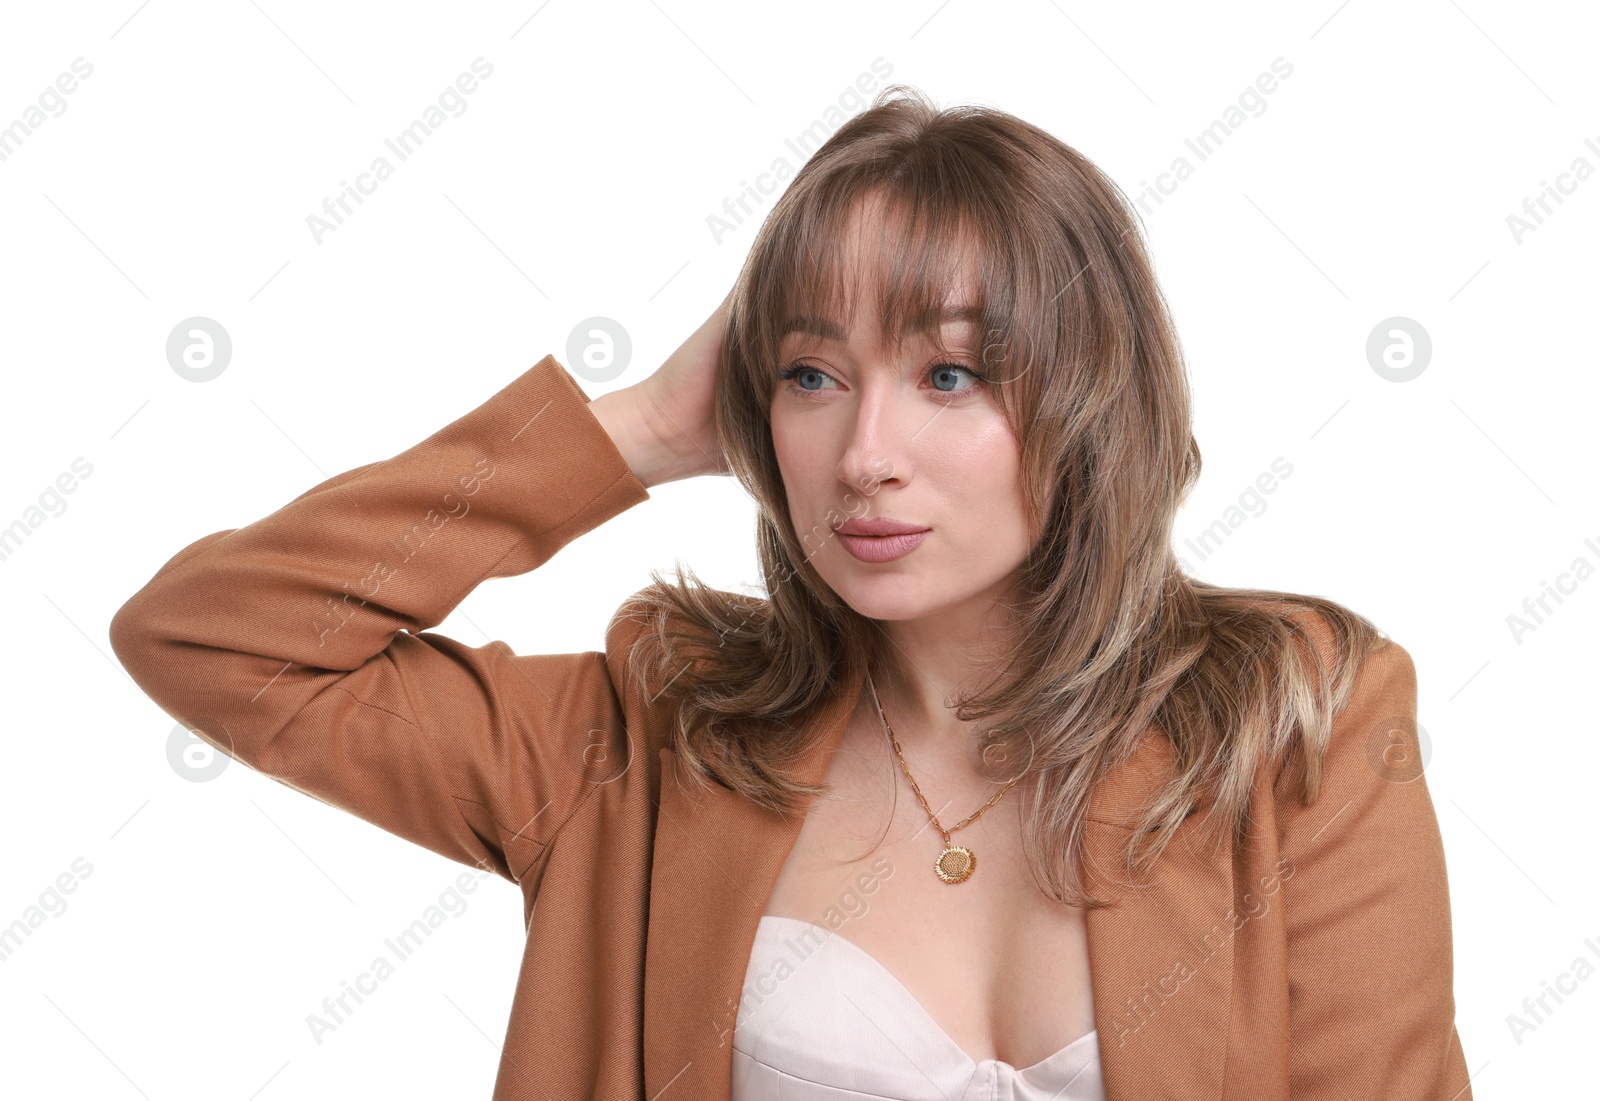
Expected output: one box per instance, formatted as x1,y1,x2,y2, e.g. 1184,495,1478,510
587,288,733,488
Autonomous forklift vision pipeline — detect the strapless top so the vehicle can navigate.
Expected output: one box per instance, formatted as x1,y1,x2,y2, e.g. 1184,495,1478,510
732,914,1105,1101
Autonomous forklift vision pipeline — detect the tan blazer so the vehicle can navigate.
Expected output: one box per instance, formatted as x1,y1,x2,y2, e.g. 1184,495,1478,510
110,354,1473,1100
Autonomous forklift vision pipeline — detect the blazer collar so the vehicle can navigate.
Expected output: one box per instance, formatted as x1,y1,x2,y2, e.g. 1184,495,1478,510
642,659,1235,1101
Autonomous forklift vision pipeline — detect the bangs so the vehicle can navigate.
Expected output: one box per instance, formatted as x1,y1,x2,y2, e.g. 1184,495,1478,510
748,183,1028,384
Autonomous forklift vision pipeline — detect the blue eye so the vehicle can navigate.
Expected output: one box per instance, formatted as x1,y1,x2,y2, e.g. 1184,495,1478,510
776,361,987,401
777,363,833,391
929,363,980,392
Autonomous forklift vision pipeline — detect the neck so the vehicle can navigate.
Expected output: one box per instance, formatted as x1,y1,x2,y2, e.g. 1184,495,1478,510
864,589,1021,756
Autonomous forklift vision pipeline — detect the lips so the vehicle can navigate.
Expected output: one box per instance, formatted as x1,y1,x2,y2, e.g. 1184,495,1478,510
833,517,930,537
832,516,931,564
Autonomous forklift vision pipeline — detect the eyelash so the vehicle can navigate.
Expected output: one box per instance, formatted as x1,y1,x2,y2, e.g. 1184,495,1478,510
776,361,989,402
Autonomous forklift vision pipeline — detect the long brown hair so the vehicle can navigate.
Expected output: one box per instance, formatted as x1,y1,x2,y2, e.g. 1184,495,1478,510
618,84,1387,908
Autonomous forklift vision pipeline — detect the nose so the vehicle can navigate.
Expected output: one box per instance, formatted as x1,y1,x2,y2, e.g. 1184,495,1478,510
836,374,910,496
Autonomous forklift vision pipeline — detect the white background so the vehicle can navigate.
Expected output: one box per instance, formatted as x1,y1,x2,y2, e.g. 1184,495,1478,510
1,1,1594,1096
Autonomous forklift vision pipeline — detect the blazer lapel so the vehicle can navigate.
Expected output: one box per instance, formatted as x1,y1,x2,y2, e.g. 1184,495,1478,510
1083,729,1235,1100
642,659,865,1101
643,661,1232,1101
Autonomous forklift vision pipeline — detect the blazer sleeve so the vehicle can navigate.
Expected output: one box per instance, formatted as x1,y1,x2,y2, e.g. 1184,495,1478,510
109,354,652,885
1276,635,1473,1099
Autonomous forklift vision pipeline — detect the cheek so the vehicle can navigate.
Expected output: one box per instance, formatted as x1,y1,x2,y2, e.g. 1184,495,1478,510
768,413,805,481
927,427,1031,556
769,411,831,511
935,419,1024,502
771,419,819,521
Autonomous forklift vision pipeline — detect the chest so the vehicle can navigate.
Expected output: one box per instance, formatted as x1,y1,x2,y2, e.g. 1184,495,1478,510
760,710,1097,1070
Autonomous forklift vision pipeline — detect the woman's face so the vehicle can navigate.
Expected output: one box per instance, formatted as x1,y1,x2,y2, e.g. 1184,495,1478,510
768,202,1035,626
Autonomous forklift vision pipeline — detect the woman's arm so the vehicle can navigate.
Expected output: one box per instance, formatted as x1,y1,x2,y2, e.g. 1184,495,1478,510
1277,635,1474,1098
109,355,669,883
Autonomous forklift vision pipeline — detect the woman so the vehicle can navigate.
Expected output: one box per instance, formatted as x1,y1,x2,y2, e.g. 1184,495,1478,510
111,85,1471,1100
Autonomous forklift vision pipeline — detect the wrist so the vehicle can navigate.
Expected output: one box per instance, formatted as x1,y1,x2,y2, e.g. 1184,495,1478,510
586,387,687,489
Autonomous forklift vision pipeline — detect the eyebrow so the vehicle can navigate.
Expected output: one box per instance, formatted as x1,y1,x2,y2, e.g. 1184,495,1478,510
779,304,982,342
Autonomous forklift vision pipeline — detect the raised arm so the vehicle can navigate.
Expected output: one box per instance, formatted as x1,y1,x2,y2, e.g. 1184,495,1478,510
110,354,661,883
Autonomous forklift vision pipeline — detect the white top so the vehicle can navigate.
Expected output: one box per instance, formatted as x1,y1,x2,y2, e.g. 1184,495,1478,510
733,914,1105,1101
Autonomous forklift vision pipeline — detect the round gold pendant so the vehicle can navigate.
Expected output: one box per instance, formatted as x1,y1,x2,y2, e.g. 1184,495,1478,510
935,845,976,883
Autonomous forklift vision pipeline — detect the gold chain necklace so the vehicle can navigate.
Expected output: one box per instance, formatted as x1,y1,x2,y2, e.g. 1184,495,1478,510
865,672,1024,884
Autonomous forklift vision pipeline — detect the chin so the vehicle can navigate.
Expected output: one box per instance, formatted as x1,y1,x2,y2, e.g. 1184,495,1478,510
828,574,943,622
